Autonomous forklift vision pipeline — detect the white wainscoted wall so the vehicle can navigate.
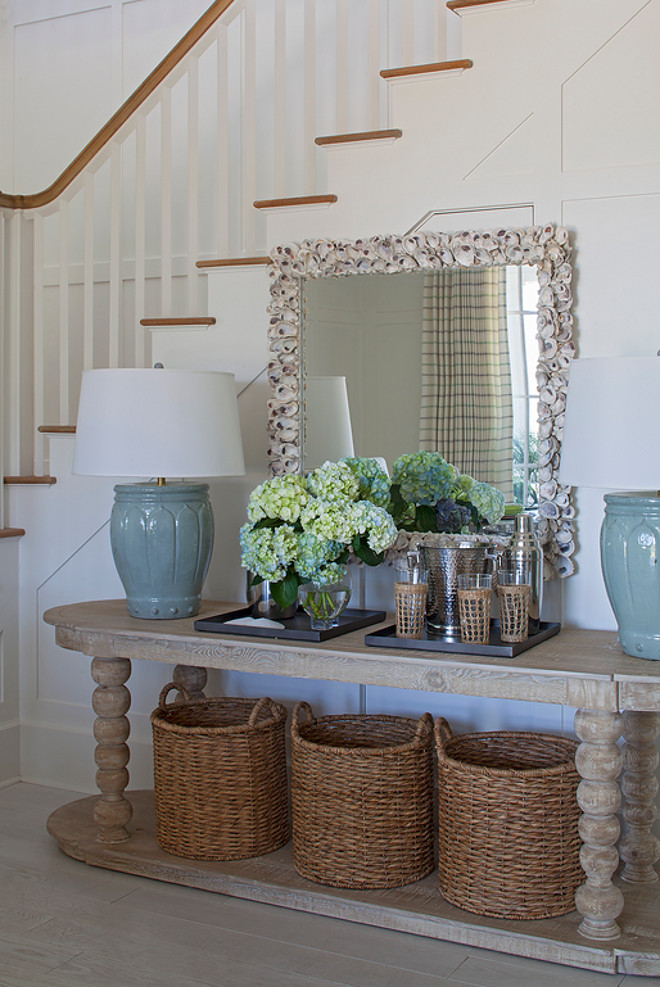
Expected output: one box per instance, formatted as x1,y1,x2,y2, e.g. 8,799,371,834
2,0,660,794
0,0,212,192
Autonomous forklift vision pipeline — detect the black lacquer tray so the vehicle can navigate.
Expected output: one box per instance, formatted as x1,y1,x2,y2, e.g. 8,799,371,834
364,620,561,658
194,605,387,643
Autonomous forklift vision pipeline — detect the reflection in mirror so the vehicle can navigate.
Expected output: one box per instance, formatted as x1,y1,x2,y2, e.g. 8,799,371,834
267,227,575,576
302,265,541,507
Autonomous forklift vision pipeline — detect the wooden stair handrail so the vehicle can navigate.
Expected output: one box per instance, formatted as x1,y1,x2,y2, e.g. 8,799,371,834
0,0,237,210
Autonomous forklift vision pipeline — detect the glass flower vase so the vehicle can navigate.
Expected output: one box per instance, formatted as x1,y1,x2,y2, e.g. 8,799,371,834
297,566,351,630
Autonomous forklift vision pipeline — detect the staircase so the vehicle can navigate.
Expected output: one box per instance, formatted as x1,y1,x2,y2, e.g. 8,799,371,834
0,0,527,519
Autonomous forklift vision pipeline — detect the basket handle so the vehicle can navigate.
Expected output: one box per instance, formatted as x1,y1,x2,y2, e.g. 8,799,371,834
291,700,314,738
415,712,434,741
434,716,453,750
158,682,195,709
248,696,278,727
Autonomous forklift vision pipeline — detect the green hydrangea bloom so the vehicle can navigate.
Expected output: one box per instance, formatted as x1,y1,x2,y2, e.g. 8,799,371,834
300,500,354,543
455,473,476,494
348,502,398,553
306,460,360,503
246,474,309,524
295,531,343,582
342,457,390,508
392,451,459,506
467,481,506,524
239,522,298,582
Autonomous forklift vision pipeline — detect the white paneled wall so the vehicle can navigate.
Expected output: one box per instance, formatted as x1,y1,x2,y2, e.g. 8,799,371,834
4,0,212,192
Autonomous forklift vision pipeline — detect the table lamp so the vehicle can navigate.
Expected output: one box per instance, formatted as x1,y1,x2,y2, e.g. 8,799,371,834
73,368,245,619
559,356,660,659
303,375,354,469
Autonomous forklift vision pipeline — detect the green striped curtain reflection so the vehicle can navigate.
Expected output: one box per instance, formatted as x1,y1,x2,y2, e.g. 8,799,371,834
419,268,513,500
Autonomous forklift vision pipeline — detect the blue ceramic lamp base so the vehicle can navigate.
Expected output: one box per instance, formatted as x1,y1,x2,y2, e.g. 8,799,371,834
110,482,214,619
601,492,660,660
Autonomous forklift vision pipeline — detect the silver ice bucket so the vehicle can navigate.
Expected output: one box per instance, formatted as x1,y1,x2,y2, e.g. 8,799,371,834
420,544,493,636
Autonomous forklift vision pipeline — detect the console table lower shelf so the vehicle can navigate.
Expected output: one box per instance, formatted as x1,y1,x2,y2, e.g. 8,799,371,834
47,790,660,978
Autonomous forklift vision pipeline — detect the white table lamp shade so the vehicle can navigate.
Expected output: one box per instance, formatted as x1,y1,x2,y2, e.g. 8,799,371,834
559,357,660,490
304,376,354,469
73,368,245,478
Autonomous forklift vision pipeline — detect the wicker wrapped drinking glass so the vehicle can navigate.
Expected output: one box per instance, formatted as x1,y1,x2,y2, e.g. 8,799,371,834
435,718,582,920
395,583,427,638
498,583,531,642
291,702,435,889
151,685,289,860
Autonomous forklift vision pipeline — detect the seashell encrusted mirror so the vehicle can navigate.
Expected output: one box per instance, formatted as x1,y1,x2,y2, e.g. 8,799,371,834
266,226,575,578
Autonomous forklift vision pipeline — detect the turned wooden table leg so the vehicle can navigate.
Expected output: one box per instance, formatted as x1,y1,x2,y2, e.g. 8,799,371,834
91,656,132,843
574,709,624,940
619,711,660,883
172,664,207,699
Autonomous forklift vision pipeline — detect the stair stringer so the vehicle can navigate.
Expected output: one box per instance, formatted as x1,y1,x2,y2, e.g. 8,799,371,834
0,536,20,787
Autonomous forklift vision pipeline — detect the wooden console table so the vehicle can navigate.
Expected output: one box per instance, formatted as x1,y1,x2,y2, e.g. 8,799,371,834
43,600,660,977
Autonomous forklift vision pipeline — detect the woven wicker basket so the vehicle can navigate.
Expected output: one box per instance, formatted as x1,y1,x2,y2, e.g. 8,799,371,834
291,701,435,889
435,717,582,919
151,685,289,861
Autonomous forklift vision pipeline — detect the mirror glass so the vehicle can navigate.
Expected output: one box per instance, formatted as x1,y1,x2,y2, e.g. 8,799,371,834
302,265,540,508
266,227,575,577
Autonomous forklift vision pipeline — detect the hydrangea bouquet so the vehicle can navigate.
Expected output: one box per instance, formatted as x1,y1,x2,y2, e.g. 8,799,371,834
389,451,506,535
240,457,398,610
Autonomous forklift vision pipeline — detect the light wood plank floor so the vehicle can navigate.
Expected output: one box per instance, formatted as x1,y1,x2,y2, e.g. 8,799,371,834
0,782,655,987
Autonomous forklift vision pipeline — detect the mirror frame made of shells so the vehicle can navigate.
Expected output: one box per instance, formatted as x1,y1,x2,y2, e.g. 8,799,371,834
266,225,575,578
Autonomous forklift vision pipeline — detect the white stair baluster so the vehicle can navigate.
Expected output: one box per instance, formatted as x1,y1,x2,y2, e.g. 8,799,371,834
368,0,383,130
274,0,287,197
335,0,349,133
161,87,173,314
187,58,200,312
109,143,121,368
58,199,70,423
83,173,95,372
242,1,258,254
217,25,230,259
304,0,317,193
32,213,45,475
134,115,147,366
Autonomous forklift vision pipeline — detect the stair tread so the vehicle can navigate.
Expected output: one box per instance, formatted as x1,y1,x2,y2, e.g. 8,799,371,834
253,194,337,209
196,257,271,268
381,58,472,80
139,317,216,326
4,476,57,485
315,129,402,146
448,0,524,9
37,425,76,434
0,527,26,538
